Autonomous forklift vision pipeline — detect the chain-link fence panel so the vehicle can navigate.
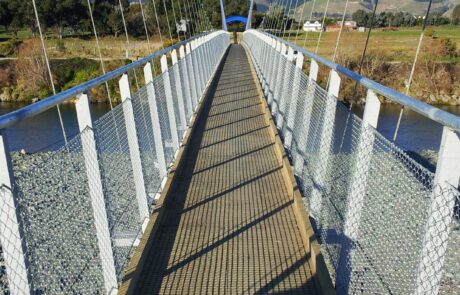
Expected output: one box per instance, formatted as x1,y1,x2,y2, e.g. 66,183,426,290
131,84,162,210
152,72,175,166
243,30,460,295
13,132,105,294
93,102,141,280
169,62,186,141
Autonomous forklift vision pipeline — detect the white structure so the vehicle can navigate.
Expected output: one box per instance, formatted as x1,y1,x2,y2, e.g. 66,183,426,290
303,21,323,32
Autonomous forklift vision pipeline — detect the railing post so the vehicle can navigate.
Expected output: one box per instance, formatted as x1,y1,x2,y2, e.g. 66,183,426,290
276,46,295,131
143,62,167,180
285,52,304,150
263,38,276,99
0,130,31,295
161,55,180,151
415,127,460,295
179,45,193,121
336,89,381,293
272,43,287,118
171,49,187,139
190,41,202,106
309,70,340,218
293,59,319,176
75,93,118,294
119,74,149,221
267,40,281,107
186,43,198,110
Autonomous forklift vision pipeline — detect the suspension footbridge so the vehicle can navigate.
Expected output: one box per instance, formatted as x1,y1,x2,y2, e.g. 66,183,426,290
0,1,459,295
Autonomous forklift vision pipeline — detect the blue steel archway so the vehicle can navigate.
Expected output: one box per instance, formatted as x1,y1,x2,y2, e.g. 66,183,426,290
225,15,248,24
219,0,254,30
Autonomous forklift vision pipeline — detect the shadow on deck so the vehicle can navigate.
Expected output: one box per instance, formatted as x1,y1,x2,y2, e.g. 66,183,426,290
119,45,333,295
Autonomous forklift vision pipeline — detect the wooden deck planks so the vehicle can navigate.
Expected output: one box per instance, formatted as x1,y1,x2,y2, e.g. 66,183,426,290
134,44,318,294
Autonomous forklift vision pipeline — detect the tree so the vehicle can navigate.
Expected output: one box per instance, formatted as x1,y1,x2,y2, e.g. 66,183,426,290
352,9,370,27
452,4,460,25
0,1,12,30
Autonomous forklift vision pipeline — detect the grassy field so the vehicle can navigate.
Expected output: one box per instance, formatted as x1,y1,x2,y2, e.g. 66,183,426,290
0,29,163,60
285,25,460,63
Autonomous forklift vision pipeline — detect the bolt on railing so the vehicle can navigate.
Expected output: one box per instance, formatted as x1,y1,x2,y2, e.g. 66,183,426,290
0,31,230,294
243,29,460,295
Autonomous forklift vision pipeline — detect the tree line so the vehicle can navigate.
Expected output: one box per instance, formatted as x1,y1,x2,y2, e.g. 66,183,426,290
352,9,451,28
0,0,261,38
0,0,211,39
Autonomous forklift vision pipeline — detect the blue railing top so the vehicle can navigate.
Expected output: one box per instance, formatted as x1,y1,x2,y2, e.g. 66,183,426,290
253,30,460,132
0,31,215,130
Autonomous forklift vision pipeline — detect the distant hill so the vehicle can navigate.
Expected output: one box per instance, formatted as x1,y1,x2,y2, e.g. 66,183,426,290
253,0,460,20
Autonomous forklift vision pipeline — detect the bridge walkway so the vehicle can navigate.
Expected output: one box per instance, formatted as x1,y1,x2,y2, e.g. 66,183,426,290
127,44,320,294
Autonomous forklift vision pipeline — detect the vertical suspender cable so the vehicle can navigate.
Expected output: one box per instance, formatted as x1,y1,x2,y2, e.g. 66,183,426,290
392,0,433,142
86,0,115,109
163,0,174,42
338,0,379,153
331,0,349,63
281,0,294,40
139,0,152,51
31,0,68,146
286,0,300,42
274,0,285,34
302,0,317,47
314,0,330,54
171,0,181,41
351,0,379,100
118,0,140,89
294,0,307,42
151,0,165,49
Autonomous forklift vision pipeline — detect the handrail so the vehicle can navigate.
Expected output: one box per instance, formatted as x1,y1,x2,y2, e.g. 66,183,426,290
0,31,213,130
253,29,460,132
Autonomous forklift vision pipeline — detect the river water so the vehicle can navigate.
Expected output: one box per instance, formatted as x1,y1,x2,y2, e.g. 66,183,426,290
0,102,459,153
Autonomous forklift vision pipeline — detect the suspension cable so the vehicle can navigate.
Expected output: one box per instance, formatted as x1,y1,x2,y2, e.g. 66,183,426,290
86,0,115,110
338,0,379,154
151,0,165,49
287,0,300,42
139,0,152,51
118,0,140,90
331,0,350,63
163,0,174,42
294,0,307,42
31,0,68,146
273,0,285,35
314,0,330,54
171,0,181,41
281,0,294,40
302,0,317,47
392,0,433,142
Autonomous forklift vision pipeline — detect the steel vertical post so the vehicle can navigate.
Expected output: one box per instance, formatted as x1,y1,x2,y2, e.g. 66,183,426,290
285,52,304,149
336,89,381,293
415,126,460,295
119,74,149,221
171,49,187,138
309,70,340,218
75,93,118,294
143,62,167,179
161,55,180,150
0,130,31,295
179,45,193,121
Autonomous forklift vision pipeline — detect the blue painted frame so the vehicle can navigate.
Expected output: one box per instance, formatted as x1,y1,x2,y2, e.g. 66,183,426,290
225,15,248,24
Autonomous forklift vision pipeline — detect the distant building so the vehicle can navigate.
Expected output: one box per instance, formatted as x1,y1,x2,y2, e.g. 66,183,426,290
326,20,357,32
303,21,323,32
358,26,366,32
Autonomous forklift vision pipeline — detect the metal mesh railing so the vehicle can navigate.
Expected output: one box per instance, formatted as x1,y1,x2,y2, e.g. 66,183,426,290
244,30,460,295
0,31,230,294
14,132,105,294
